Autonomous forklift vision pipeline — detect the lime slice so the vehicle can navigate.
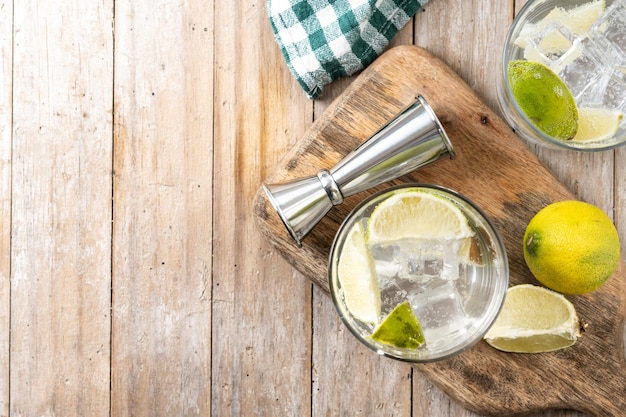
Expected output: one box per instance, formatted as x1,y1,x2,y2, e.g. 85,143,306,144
514,0,605,48
562,0,605,36
370,301,425,349
508,60,578,140
572,107,623,142
537,28,572,56
514,8,566,49
484,284,580,353
367,189,474,244
338,222,381,324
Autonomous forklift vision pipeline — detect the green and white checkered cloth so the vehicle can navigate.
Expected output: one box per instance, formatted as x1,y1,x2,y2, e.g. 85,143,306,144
268,0,428,99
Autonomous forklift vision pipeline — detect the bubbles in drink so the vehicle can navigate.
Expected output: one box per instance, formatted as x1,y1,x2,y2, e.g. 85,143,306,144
590,0,626,57
603,67,626,111
557,38,606,98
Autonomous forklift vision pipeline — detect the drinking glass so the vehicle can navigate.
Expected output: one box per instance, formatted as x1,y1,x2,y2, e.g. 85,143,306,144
328,184,509,362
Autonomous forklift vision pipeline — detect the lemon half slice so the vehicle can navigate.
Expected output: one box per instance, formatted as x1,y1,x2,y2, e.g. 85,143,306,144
572,107,623,142
514,0,605,49
484,284,580,353
562,0,605,36
367,189,474,244
338,222,381,324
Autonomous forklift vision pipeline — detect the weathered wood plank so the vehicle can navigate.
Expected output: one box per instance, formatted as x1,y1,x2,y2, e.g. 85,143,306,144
414,0,512,113
618,147,626,262
211,1,315,415
9,0,113,415
111,0,213,415
0,0,12,414
616,149,626,362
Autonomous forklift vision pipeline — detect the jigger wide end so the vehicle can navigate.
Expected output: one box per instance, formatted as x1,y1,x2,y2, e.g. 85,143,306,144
416,95,455,160
262,177,334,247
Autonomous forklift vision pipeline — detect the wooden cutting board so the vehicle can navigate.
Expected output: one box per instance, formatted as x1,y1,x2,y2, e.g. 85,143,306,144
252,45,626,416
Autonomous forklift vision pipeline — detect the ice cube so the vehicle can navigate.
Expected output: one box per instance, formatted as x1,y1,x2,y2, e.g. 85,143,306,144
385,239,442,283
422,257,442,277
371,243,401,278
441,240,461,281
590,0,626,60
601,67,626,110
578,66,626,110
558,36,608,98
370,242,397,263
576,69,610,107
522,21,587,73
535,22,577,61
378,274,419,315
408,279,468,349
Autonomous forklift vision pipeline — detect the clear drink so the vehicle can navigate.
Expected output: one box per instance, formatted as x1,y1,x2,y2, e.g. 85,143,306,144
328,184,509,362
497,0,626,150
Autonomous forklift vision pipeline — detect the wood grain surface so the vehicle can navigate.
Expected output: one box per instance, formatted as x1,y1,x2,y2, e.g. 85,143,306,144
254,45,626,416
10,1,113,415
2,0,625,416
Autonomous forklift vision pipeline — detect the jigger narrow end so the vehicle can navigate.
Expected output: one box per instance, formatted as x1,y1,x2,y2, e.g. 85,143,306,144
262,178,334,247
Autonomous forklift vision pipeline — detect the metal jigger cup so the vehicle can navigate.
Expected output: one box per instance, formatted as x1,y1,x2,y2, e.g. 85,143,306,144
262,95,455,246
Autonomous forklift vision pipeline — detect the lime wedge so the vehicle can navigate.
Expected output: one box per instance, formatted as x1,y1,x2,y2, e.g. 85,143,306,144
514,0,605,49
514,8,567,49
338,222,381,324
561,0,605,36
572,107,623,142
536,28,572,56
370,301,425,350
367,189,474,245
508,60,578,140
484,284,580,353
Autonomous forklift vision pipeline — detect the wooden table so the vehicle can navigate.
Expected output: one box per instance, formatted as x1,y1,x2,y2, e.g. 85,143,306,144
1,0,621,416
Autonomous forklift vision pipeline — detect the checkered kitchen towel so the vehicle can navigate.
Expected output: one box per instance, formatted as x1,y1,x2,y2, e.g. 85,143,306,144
268,0,428,99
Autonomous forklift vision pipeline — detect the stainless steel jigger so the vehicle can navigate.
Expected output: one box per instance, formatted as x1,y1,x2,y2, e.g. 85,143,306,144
262,95,455,246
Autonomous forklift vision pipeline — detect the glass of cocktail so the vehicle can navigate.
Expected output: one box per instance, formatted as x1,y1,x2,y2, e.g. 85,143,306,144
497,0,626,150
328,184,509,362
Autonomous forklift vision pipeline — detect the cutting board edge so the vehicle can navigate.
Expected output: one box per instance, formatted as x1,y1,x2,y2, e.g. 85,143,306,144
254,44,626,417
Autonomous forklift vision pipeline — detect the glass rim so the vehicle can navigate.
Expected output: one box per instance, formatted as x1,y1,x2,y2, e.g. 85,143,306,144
327,183,510,363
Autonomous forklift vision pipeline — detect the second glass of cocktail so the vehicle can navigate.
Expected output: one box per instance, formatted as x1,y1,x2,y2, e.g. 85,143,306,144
498,0,626,150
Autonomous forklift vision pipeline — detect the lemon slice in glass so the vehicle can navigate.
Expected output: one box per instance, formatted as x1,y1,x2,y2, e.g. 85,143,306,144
337,222,380,324
514,0,605,49
514,8,566,49
562,0,605,36
572,107,623,142
484,284,580,353
370,301,425,349
367,189,474,244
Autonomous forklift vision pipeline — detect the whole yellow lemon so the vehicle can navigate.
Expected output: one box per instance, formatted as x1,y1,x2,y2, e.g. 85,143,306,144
523,200,620,295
